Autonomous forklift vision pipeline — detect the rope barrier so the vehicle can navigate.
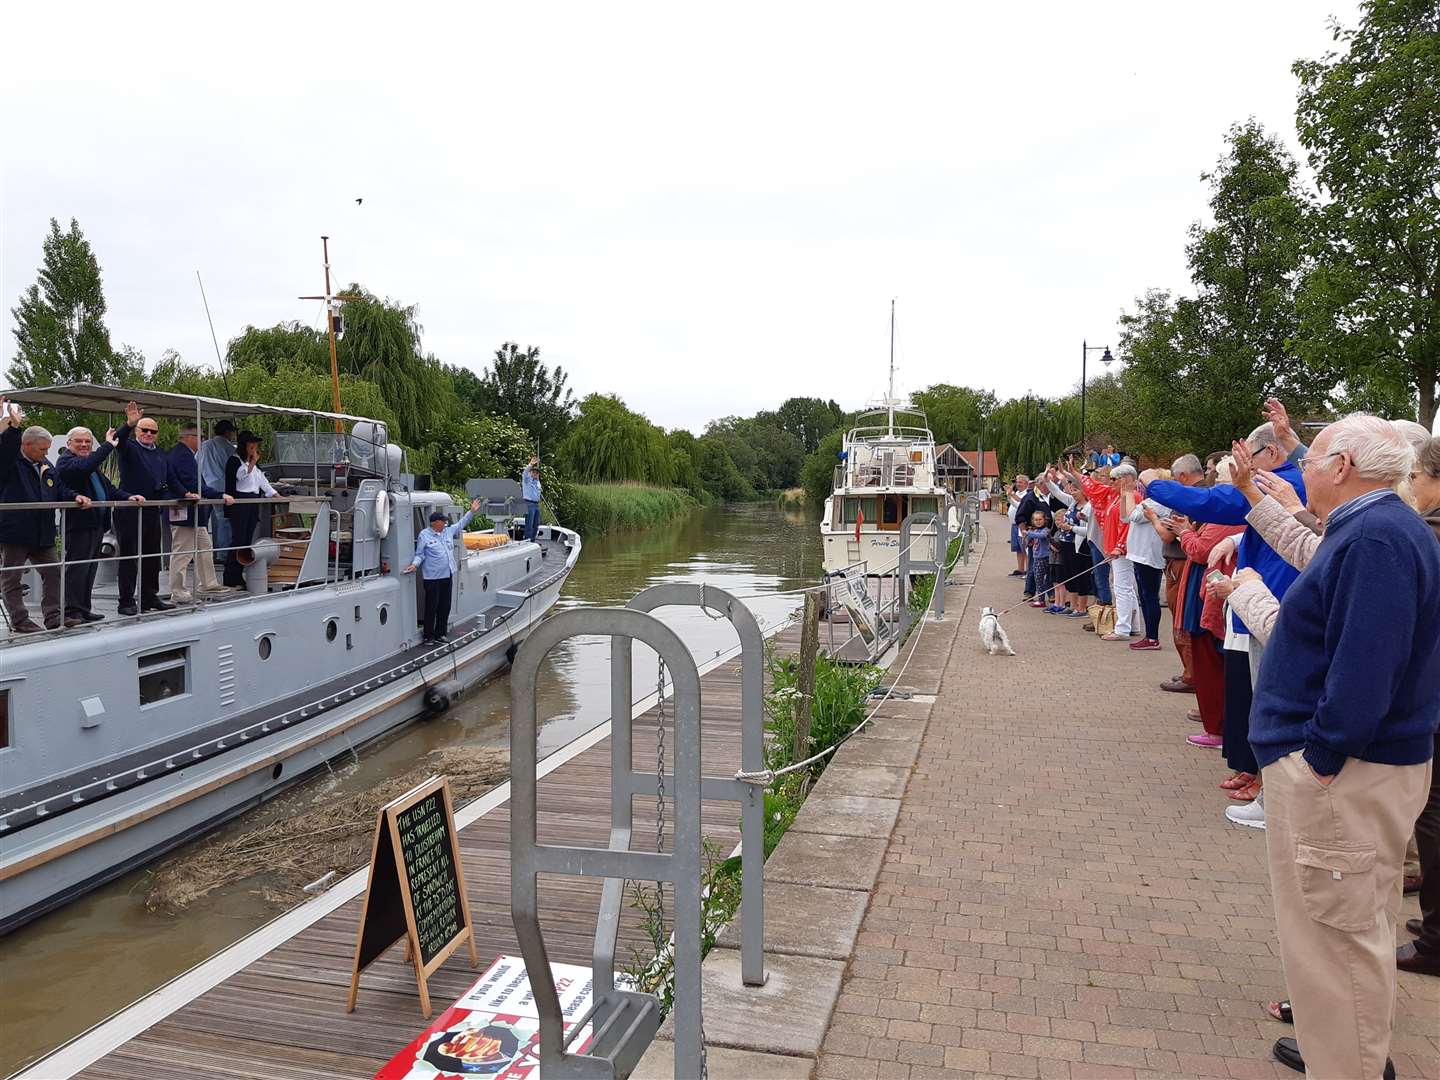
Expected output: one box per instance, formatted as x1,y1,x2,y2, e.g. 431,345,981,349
733,549,945,788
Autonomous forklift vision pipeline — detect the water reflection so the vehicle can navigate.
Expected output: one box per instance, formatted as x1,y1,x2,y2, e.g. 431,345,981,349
0,502,819,1076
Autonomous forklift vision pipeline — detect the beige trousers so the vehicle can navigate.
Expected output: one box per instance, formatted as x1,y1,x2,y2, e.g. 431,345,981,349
1263,750,1431,1079
169,524,219,601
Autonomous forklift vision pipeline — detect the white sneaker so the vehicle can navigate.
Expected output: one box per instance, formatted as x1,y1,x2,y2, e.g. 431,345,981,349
1225,791,1265,829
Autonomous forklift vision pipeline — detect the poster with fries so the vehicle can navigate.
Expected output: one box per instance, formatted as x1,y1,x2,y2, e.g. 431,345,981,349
374,956,595,1079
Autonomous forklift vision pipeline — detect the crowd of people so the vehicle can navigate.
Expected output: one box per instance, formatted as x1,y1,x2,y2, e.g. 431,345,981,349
1004,401,1440,1079
0,397,284,632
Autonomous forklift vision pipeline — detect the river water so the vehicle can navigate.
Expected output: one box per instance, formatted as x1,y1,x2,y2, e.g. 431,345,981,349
0,503,821,1077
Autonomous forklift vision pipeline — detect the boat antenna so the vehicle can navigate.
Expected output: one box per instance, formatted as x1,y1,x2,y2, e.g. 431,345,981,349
196,270,232,399
299,236,360,433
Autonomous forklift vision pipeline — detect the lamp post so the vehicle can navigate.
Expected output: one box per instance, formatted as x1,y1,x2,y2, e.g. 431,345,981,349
1080,340,1115,455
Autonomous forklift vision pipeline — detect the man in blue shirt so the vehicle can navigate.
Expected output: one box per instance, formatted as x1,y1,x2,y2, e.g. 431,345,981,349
1243,415,1439,1080
403,498,480,643
521,457,542,542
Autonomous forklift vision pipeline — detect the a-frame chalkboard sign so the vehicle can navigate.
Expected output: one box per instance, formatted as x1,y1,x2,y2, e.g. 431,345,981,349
346,775,478,1017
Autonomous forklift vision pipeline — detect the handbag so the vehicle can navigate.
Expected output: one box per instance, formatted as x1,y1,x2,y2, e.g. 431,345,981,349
1089,602,1116,636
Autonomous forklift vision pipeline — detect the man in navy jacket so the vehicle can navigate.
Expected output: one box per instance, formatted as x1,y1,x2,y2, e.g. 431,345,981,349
1248,415,1439,1080
56,425,145,622
0,398,93,632
113,401,175,613
165,423,233,603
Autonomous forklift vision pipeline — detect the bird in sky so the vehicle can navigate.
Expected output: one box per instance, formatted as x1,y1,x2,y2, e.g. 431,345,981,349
355,197,363,205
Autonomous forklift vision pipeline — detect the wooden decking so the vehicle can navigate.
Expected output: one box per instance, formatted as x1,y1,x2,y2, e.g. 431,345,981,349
60,620,806,1080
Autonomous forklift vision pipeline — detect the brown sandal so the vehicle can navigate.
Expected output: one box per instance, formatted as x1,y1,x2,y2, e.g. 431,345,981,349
1220,772,1253,790
1228,780,1261,802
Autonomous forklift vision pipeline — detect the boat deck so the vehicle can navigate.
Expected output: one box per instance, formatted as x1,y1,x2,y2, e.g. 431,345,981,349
32,619,805,1079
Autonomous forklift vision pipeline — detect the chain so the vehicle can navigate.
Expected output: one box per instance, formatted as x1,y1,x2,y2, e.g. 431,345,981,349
654,653,667,925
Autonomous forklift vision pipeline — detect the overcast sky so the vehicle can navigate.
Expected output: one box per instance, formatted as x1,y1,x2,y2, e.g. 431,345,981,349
1,1,1359,432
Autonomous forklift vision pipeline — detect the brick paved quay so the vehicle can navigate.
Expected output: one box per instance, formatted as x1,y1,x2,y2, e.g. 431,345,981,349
816,519,1440,1080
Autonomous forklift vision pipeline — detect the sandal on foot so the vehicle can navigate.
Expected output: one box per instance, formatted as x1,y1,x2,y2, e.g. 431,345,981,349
1265,1000,1293,1024
1228,780,1262,802
1220,772,1253,790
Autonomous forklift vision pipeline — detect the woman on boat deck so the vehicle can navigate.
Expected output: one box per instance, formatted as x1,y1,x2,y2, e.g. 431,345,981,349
223,431,277,587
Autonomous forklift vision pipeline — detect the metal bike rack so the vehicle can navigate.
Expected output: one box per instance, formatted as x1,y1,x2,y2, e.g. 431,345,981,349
511,608,704,1079
898,510,949,635
597,583,768,988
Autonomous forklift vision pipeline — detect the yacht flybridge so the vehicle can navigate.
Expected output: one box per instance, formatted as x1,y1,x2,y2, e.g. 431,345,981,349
819,399,957,575
0,383,580,934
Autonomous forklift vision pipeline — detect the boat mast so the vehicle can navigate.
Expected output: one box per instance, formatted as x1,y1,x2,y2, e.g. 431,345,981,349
299,237,359,434
888,298,896,435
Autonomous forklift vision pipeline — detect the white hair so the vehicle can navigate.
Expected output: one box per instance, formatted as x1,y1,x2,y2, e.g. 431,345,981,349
20,425,51,444
1391,419,1431,456
1247,422,1278,451
1171,453,1202,476
1323,413,1414,484
66,426,94,444
1110,463,1137,480
1214,455,1236,484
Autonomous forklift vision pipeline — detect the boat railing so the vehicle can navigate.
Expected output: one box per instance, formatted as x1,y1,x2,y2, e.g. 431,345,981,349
0,495,364,644
845,423,935,444
834,460,919,490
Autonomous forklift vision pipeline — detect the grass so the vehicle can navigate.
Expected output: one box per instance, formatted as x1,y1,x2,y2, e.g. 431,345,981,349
622,639,881,1011
562,482,698,535
775,487,807,509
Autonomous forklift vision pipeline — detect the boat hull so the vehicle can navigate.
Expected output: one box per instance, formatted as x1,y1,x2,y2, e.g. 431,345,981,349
0,536,576,935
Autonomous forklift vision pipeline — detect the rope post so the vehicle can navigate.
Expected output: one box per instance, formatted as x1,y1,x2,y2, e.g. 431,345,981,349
792,592,820,765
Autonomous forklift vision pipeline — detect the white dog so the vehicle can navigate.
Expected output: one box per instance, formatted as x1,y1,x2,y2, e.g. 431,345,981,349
978,606,1015,656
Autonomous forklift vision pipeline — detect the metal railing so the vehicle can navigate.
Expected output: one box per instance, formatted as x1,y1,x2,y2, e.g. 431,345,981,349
0,495,349,640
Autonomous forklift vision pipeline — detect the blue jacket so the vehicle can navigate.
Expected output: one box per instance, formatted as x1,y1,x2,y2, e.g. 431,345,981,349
0,426,80,547
56,443,132,531
114,422,174,500
1249,492,1440,775
166,444,222,527
1147,460,1307,634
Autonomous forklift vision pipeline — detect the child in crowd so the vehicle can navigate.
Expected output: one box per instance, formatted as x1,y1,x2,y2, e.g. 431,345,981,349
1025,510,1053,608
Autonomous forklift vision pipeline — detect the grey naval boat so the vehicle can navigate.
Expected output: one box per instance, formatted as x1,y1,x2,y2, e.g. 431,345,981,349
0,383,580,934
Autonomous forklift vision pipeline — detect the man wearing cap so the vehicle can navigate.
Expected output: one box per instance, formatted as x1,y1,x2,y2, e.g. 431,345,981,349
521,456,543,541
403,498,481,643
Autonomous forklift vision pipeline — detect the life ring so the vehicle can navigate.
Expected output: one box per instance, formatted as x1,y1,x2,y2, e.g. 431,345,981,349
374,489,391,539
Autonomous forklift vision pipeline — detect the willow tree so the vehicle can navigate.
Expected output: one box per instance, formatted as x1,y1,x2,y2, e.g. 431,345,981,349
560,393,674,485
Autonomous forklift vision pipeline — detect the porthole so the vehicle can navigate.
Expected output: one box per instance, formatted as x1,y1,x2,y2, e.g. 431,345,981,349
325,619,338,642
271,763,284,781
258,636,272,661
379,606,389,626
481,574,489,591
354,605,362,622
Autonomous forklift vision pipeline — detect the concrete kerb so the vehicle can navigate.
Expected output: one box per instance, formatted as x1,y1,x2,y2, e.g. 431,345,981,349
638,545,983,1073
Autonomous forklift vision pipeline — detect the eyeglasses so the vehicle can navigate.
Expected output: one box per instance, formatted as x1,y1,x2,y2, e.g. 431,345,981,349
1298,451,1343,473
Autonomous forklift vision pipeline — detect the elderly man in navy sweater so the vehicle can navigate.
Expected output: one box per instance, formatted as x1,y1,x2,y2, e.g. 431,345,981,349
1247,415,1439,1080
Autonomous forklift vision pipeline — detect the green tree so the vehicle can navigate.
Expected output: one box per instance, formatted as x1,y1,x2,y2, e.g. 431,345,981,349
911,384,998,450
560,393,673,485
426,414,536,489
774,396,846,453
225,322,329,375
1293,0,1440,425
465,343,576,452
1118,123,1323,455
800,429,845,506
8,217,143,388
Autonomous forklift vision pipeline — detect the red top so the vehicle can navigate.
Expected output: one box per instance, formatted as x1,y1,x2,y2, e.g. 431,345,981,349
1180,522,1246,638
1081,474,1129,555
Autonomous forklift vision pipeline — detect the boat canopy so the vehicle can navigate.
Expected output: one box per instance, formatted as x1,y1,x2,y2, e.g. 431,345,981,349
0,382,379,425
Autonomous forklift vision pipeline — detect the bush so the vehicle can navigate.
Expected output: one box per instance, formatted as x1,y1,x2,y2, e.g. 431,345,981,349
561,483,697,535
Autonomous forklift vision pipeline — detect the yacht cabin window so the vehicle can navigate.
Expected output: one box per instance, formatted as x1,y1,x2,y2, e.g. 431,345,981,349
841,497,878,525
0,689,9,748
